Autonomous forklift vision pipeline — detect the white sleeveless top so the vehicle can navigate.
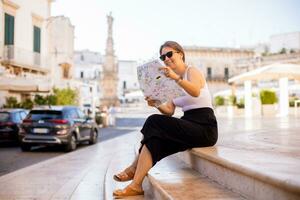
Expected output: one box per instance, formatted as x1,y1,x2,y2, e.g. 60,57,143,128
172,66,213,112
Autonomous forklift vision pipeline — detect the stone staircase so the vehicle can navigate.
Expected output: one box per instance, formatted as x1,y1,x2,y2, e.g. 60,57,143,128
104,129,300,200
175,147,300,200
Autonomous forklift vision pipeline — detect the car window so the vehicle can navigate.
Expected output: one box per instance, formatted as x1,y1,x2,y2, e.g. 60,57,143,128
77,109,86,119
66,109,79,119
20,111,27,120
27,110,63,120
0,112,10,122
12,112,22,123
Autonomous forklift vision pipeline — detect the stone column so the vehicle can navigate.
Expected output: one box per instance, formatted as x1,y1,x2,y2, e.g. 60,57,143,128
244,80,252,118
279,77,289,116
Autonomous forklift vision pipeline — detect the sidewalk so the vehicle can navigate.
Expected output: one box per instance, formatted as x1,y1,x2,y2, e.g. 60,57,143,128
0,128,140,200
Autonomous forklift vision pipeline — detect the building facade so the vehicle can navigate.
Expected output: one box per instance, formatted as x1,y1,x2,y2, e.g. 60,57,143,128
184,46,254,94
0,0,52,106
73,50,102,80
47,16,74,88
117,60,139,97
73,50,103,114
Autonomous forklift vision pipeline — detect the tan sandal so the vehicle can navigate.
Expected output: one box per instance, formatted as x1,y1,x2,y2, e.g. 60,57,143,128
113,169,135,182
113,185,144,198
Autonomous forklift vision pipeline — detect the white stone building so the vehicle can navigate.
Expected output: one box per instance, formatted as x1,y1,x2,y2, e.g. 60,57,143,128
270,32,300,53
73,50,103,114
118,60,139,97
0,0,52,106
73,50,102,80
47,16,74,88
184,46,254,94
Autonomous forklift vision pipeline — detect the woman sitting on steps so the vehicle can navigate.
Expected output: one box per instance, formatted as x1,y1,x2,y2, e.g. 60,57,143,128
113,40,218,198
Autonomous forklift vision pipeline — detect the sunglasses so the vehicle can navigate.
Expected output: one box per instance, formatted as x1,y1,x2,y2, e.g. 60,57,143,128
159,51,178,61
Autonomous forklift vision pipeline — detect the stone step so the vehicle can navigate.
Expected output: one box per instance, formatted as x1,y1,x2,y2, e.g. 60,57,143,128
176,146,300,200
130,141,245,200
146,154,246,200
104,139,244,200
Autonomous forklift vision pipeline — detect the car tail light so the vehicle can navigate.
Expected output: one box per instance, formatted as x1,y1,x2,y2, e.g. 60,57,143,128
50,119,69,124
23,119,33,124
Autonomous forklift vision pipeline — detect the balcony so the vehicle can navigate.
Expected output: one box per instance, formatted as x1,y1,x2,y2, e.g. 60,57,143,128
0,75,51,92
1,45,50,74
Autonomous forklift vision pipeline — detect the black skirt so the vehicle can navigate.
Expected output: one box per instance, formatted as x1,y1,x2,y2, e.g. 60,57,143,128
139,107,218,166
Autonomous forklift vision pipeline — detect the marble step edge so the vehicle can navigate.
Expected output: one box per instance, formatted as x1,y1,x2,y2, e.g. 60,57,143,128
176,149,300,200
191,148,300,194
145,173,174,200
103,157,113,200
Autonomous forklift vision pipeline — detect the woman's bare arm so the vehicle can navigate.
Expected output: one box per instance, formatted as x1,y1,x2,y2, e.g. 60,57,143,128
176,67,205,97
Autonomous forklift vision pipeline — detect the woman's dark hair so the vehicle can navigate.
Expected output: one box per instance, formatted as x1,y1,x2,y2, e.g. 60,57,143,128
159,41,185,62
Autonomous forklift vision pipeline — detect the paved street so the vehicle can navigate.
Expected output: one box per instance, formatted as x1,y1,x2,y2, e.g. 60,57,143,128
0,117,146,177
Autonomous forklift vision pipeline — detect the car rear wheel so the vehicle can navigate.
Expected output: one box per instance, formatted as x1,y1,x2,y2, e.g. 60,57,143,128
65,134,77,152
89,130,98,145
20,143,31,152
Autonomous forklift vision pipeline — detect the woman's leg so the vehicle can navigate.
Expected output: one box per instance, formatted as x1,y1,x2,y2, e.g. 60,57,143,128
121,141,145,173
114,145,153,196
113,155,138,181
128,145,153,190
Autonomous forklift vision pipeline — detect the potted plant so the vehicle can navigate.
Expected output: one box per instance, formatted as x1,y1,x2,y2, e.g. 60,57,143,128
260,89,278,116
214,96,226,115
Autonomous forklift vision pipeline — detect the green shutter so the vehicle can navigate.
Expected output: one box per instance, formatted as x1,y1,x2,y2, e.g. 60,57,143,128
33,26,41,53
4,13,14,45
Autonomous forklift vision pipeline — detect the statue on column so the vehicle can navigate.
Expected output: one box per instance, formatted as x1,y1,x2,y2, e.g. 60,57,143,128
100,12,119,107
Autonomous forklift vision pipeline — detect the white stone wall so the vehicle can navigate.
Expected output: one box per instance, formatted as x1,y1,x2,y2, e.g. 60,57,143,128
73,50,103,112
0,0,3,61
47,16,75,86
74,64,102,80
270,32,300,53
73,50,102,80
0,0,52,107
2,0,50,62
74,50,102,64
118,60,139,96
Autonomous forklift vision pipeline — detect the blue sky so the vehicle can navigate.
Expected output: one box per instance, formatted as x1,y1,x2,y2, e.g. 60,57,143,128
52,0,300,60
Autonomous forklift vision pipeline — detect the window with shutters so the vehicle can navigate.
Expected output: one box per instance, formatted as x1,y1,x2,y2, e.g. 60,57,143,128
224,67,229,79
4,13,14,45
33,26,41,53
207,67,212,80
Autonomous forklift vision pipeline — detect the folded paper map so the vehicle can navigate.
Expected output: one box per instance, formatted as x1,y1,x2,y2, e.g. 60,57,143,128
137,59,185,106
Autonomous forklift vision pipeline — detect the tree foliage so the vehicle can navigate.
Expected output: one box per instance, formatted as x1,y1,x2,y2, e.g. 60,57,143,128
53,88,78,105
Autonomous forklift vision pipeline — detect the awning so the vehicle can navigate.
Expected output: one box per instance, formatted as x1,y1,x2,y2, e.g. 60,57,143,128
228,63,300,84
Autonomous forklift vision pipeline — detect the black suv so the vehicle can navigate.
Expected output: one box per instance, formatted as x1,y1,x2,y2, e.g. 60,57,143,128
19,106,99,152
0,109,28,143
